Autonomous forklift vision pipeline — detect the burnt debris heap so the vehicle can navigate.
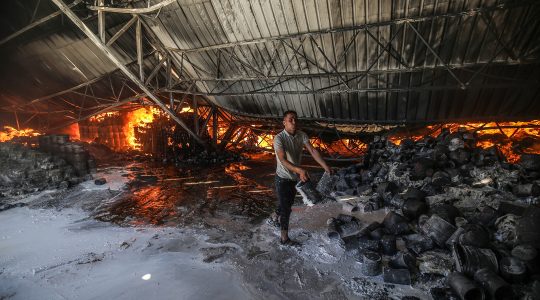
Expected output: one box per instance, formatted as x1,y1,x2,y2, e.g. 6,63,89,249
323,127,540,299
0,135,95,199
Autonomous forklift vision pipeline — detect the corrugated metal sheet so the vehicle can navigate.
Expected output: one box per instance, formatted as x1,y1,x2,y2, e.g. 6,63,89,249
0,4,166,126
1,0,539,126
144,0,540,123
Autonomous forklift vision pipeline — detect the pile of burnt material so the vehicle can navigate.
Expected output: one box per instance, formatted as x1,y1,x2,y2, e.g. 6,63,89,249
0,142,83,197
38,135,96,176
324,128,540,299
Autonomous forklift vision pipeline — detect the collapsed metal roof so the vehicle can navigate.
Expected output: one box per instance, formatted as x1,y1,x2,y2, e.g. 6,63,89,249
1,0,539,130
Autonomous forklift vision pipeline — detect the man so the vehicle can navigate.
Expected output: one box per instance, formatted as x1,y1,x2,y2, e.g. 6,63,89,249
272,110,332,245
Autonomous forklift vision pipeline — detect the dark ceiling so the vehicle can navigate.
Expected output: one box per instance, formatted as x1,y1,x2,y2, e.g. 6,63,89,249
1,0,539,130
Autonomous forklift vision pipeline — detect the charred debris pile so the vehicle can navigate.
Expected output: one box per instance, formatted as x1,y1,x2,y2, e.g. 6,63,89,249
320,128,540,299
0,131,244,198
0,135,95,199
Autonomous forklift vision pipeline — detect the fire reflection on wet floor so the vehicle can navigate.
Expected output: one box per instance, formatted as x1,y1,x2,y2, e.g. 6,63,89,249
97,156,278,227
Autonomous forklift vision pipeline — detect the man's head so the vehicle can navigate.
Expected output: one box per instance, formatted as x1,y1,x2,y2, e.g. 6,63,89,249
282,110,298,134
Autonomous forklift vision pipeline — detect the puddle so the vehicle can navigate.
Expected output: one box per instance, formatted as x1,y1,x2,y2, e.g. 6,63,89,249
97,155,279,227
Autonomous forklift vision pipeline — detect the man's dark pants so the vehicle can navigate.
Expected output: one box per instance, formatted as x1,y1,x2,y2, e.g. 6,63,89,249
275,176,297,231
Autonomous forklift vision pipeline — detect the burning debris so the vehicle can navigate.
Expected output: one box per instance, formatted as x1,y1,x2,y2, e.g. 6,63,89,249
0,126,41,143
317,124,540,299
79,107,244,166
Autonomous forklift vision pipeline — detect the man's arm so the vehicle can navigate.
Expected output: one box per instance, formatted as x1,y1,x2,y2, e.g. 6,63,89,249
304,142,332,174
276,147,310,182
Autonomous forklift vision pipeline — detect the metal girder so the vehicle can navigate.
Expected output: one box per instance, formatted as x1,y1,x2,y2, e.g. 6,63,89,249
106,15,137,46
166,81,537,97
166,1,537,54
97,0,105,43
218,124,238,151
407,21,466,89
51,0,206,147
0,48,161,112
170,59,540,83
88,0,176,14
47,91,147,131
0,0,82,46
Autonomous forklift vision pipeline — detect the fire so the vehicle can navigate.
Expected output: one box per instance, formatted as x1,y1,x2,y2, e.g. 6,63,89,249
179,106,194,114
311,138,368,157
124,107,160,150
388,120,540,163
0,126,41,142
89,111,119,122
256,134,274,149
58,123,80,140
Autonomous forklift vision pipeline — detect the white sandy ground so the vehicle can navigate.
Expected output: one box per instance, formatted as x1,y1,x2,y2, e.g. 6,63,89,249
0,166,433,299
0,207,251,300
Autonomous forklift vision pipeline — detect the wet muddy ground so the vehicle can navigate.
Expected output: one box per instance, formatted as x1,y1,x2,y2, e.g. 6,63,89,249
1,152,434,299
95,153,330,228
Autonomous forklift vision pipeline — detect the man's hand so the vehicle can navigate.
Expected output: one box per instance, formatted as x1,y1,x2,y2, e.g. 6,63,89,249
305,142,333,176
323,166,333,175
297,168,310,182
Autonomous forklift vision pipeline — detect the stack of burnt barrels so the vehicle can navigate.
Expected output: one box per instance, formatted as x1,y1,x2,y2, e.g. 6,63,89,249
322,127,540,299
38,134,96,176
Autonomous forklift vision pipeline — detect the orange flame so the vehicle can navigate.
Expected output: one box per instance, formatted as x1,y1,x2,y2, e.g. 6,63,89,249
0,126,41,142
58,123,80,141
124,107,160,150
179,106,194,114
388,120,540,163
89,111,119,122
256,134,274,149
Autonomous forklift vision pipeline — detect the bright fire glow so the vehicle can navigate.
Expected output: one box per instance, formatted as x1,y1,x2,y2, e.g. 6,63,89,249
179,106,194,113
124,107,160,150
256,134,274,149
388,120,540,163
89,111,119,122
58,123,80,140
0,126,41,142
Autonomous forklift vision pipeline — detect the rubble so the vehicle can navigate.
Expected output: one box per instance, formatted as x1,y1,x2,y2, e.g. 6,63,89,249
38,135,95,176
316,127,540,297
418,251,453,277
0,142,83,197
383,267,412,285
94,178,107,185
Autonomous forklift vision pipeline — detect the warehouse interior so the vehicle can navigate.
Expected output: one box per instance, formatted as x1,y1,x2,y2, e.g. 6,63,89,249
1,0,540,299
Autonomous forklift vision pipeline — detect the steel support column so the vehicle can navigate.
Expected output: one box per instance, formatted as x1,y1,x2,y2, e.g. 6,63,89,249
51,0,206,147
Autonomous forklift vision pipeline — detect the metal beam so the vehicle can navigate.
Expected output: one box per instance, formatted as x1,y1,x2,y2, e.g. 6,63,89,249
407,21,466,89
165,59,540,83
1,50,160,112
97,0,105,43
106,15,137,46
166,81,535,97
136,17,144,82
0,0,82,46
166,1,537,54
47,92,147,131
51,0,206,147
88,0,176,14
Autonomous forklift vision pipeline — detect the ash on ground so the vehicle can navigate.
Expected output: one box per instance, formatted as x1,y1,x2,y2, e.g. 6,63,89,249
2,128,540,299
